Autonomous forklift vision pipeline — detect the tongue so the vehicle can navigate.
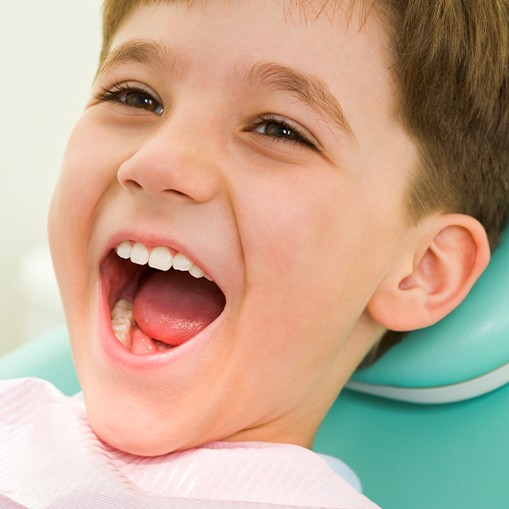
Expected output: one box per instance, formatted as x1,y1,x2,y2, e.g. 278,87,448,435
132,270,225,346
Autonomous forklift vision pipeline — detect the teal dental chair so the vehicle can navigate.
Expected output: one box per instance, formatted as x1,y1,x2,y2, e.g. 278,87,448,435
1,228,508,509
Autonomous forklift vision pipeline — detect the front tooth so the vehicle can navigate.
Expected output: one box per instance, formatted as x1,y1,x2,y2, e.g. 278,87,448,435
189,264,204,278
173,252,193,271
149,246,173,271
131,242,150,265
116,241,132,259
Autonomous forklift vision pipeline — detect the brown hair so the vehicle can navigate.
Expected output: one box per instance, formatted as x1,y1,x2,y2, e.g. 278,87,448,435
366,0,509,363
99,0,509,362
101,0,168,64
392,1,509,247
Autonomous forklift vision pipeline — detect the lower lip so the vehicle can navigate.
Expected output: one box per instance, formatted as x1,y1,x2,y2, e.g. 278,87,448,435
96,279,223,372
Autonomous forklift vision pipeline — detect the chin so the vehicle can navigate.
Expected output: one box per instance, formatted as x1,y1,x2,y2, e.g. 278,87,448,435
86,398,192,456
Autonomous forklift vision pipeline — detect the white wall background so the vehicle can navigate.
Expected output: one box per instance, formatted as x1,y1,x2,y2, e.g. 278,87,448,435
0,0,103,354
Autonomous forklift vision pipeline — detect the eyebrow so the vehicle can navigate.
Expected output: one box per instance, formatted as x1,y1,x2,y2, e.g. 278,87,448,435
97,40,354,139
238,61,355,140
96,40,184,79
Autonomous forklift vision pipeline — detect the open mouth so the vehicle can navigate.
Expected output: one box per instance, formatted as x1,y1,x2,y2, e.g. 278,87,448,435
101,241,226,355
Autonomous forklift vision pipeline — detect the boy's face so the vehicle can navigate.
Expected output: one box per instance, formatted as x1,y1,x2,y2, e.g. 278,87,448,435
49,0,417,455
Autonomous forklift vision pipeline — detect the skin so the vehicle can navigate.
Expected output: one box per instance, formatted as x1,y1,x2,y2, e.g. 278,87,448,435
48,0,421,456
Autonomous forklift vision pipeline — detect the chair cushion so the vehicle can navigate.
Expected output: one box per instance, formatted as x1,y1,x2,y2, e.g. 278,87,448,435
0,325,79,396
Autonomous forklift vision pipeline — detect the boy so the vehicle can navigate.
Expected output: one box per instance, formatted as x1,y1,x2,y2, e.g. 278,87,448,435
1,0,508,507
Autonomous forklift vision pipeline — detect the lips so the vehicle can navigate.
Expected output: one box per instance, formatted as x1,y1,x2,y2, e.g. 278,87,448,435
100,240,226,355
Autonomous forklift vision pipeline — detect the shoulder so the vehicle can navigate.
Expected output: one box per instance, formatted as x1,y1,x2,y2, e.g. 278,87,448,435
0,377,84,431
155,442,382,508
0,378,91,506
0,376,64,395
0,377,67,410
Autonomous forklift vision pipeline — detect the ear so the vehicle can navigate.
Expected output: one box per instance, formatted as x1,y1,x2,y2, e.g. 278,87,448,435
367,214,491,331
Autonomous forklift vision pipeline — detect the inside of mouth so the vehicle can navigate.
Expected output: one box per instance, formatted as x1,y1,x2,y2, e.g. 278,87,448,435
102,251,226,355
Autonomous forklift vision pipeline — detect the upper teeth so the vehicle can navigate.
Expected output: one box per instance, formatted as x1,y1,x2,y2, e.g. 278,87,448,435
115,241,211,280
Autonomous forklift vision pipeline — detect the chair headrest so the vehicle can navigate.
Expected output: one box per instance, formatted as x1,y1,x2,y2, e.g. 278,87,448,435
348,227,509,404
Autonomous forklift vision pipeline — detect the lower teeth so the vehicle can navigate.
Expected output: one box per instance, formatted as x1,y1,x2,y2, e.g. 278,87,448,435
111,299,133,347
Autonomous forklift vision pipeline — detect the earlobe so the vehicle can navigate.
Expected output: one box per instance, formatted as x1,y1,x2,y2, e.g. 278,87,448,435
368,214,491,332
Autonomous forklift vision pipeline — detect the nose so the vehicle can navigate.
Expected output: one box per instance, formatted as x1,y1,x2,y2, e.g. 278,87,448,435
117,121,222,203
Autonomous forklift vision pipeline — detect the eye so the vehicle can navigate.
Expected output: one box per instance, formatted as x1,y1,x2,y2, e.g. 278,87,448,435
97,83,164,115
250,115,319,151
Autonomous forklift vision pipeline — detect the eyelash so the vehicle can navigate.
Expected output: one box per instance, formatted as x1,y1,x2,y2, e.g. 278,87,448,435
97,83,164,115
97,84,319,151
250,115,319,151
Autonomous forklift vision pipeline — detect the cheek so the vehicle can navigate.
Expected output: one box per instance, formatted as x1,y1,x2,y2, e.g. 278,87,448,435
240,175,364,283
236,181,348,334
48,120,120,312
49,119,122,242
237,170,403,339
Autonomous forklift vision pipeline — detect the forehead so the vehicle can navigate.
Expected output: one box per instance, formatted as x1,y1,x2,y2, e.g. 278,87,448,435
106,0,387,51
107,0,392,79
114,0,365,21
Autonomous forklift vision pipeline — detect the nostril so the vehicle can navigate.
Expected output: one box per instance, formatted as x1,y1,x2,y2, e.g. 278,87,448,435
123,179,143,191
165,189,188,198
121,178,190,199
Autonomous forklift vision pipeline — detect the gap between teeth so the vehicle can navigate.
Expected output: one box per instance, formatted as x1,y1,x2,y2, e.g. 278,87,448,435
115,241,211,280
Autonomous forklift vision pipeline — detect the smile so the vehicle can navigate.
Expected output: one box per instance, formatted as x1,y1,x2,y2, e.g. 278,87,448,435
102,240,226,355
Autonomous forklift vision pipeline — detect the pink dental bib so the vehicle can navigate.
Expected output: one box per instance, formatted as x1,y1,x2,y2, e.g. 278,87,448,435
0,378,379,509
